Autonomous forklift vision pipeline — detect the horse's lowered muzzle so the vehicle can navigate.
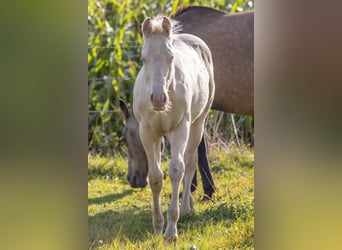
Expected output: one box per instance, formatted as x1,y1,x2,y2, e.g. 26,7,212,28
150,93,167,111
127,175,148,188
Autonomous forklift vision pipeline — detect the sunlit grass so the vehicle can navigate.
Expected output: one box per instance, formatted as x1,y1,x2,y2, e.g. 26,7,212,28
88,145,254,249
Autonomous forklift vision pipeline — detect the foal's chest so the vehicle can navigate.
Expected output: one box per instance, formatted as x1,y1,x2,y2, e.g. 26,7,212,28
146,111,184,135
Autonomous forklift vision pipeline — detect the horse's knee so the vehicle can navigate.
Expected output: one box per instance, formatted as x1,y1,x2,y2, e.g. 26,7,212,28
168,158,184,181
149,170,163,190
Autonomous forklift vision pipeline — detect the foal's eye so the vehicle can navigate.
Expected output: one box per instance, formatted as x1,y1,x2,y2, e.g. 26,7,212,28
141,57,146,64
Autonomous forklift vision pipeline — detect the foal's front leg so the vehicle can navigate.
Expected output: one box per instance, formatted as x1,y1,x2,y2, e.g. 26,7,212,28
139,124,164,234
163,119,190,241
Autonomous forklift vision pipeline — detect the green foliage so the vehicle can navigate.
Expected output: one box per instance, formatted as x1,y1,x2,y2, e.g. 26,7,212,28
88,146,254,249
88,154,128,181
88,0,254,155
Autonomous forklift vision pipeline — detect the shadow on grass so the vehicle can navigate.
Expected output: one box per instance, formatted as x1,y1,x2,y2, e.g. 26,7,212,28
88,190,133,205
88,206,153,248
89,194,253,248
177,202,253,234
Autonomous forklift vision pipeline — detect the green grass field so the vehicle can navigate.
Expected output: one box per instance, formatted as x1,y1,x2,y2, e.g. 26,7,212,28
88,145,254,249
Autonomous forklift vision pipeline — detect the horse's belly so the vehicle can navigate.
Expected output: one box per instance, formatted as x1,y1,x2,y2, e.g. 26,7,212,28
190,68,210,122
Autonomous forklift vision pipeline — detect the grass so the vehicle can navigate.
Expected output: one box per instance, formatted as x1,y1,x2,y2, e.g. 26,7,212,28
88,145,254,249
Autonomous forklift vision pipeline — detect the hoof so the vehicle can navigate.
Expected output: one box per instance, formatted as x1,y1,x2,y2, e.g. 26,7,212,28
201,194,214,202
154,227,163,235
163,233,178,242
163,225,178,242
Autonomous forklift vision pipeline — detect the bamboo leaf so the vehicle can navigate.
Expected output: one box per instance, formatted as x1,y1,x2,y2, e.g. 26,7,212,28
117,68,124,78
171,0,179,15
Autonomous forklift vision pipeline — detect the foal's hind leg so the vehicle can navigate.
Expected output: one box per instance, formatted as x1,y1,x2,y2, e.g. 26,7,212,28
181,121,206,214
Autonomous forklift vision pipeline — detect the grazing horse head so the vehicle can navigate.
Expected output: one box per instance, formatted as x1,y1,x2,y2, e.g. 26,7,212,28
119,100,148,188
141,16,176,111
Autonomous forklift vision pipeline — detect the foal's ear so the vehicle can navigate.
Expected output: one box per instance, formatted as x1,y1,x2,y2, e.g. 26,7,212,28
142,17,152,37
119,99,130,123
162,16,172,37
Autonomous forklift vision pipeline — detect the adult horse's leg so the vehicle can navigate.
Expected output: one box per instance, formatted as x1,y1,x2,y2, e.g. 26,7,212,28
191,170,198,192
197,134,215,200
164,119,190,241
139,123,164,234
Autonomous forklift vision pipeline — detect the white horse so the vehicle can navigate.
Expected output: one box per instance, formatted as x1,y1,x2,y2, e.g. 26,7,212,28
133,15,215,241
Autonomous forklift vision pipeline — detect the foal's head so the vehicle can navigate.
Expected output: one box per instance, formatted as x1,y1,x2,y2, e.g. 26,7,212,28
119,100,148,188
141,16,176,111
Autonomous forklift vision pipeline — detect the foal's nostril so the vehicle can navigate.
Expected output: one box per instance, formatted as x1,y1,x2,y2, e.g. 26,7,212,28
150,93,167,107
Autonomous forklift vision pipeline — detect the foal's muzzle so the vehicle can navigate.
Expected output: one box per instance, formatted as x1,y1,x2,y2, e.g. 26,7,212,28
150,93,167,111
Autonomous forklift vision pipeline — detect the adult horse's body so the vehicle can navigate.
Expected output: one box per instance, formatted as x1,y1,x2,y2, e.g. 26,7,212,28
173,6,254,115
132,16,214,240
